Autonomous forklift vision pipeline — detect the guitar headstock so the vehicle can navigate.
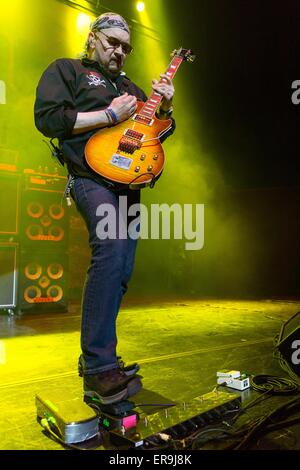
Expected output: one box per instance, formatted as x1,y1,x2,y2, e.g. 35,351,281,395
171,48,196,62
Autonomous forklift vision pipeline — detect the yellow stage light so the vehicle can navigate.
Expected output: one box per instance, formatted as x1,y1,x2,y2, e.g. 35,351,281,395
136,2,145,12
76,12,92,33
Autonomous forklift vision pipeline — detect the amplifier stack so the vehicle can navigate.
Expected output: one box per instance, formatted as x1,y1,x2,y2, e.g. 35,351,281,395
0,165,69,314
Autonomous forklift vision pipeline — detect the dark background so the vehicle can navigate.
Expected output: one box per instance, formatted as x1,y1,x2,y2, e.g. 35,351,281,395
167,0,300,188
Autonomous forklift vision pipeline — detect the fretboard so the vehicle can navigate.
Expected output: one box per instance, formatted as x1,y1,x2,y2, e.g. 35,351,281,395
139,55,183,119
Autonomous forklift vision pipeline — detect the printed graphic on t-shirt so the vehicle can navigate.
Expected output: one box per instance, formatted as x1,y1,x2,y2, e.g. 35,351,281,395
86,72,106,87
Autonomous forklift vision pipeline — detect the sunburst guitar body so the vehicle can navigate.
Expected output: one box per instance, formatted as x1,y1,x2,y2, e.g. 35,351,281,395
85,102,171,187
85,48,195,189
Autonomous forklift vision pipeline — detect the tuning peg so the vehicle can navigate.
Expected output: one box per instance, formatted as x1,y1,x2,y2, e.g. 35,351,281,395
187,54,196,62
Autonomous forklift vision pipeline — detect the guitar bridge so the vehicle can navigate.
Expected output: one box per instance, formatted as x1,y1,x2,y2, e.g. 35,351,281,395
118,129,144,154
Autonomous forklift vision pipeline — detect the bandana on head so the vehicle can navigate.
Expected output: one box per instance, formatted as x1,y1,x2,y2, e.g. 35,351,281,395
91,14,130,34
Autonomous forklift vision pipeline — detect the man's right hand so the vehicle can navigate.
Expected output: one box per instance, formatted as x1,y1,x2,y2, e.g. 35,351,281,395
109,93,137,122
73,93,137,134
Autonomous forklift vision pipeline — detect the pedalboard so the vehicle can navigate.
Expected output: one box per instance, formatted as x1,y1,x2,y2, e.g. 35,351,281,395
36,386,244,449
109,390,241,447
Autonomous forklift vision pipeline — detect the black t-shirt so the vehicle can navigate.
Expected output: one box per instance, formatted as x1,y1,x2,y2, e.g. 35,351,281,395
34,58,175,183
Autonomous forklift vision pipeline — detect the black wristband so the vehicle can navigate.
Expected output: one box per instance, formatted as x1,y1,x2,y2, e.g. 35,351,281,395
159,106,173,117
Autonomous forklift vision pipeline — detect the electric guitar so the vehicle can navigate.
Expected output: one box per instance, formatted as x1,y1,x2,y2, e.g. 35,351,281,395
85,48,195,188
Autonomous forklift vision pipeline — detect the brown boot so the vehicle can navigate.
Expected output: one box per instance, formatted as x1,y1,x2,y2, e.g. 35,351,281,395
83,368,142,405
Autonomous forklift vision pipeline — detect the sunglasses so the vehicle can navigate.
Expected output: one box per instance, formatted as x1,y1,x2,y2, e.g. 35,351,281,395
97,30,133,55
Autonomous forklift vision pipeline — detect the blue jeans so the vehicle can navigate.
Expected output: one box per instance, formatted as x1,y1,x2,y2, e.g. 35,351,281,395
71,176,140,375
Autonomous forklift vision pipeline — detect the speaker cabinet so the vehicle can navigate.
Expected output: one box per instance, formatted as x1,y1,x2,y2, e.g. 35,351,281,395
21,190,68,248
0,243,18,309
18,251,68,312
0,171,20,236
17,174,69,313
276,311,300,380
20,173,69,249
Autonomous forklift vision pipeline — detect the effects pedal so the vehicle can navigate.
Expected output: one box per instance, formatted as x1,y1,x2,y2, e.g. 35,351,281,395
36,393,100,444
216,370,251,391
84,397,139,432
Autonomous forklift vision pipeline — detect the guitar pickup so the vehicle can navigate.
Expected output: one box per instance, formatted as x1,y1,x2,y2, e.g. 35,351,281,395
124,129,145,141
132,114,154,127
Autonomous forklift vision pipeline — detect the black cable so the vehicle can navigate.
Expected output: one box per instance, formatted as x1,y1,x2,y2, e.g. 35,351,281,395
275,351,300,386
264,415,300,433
191,427,234,450
250,374,299,395
42,138,65,166
220,387,271,429
129,172,156,188
143,442,171,450
231,394,300,450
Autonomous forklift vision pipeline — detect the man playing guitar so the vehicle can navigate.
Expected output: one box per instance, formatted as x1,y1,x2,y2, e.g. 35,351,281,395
34,12,175,405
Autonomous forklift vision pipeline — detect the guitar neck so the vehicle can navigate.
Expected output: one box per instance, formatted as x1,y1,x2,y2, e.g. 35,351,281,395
139,55,183,119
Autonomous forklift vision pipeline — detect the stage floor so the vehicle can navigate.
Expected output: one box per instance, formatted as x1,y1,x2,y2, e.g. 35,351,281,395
1,298,300,451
